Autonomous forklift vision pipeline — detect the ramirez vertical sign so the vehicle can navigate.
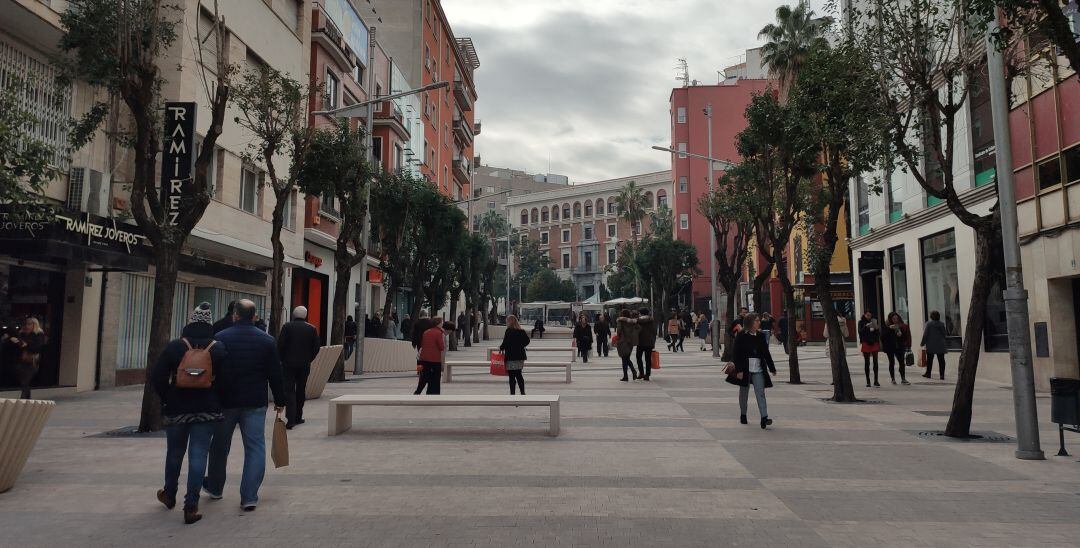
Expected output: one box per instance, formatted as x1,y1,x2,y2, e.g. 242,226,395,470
161,102,196,225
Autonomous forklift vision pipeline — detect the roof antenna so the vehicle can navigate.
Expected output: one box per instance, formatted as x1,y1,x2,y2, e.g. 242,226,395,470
675,58,689,87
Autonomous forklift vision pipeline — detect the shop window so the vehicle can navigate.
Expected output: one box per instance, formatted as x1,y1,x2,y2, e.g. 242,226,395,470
920,230,962,349
889,245,908,321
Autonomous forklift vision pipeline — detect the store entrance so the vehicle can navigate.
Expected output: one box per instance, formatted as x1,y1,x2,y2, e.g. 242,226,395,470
292,269,329,344
0,263,66,390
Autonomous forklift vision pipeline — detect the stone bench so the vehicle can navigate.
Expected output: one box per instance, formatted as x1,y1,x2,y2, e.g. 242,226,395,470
327,394,560,436
444,360,572,383
486,346,576,362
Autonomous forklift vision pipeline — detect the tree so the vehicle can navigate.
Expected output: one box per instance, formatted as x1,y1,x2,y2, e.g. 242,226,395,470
971,0,1080,74
789,39,890,403
526,270,578,302
758,1,832,95
456,233,490,347
401,185,467,323
698,164,758,359
615,180,649,294
853,0,1011,434
637,235,700,321
509,237,551,304
0,78,65,212
737,91,818,383
296,120,370,382
232,66,313,336
369,170,426,336
476,209,509,337
58,0,231,431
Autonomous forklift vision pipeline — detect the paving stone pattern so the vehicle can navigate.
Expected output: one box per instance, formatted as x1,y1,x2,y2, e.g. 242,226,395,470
2,342,1079,547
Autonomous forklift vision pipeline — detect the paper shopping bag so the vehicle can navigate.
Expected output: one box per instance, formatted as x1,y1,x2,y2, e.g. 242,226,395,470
490,351,508,376
271,410,289,468
918,348,927,368
651,350,660,370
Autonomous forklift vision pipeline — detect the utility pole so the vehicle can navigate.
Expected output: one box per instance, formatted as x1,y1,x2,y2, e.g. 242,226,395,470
352,26,377,375
985,18,1044,460
705,104,721,358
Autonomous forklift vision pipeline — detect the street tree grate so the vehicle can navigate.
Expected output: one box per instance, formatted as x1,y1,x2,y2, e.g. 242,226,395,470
85,426,165,438
818,398,889,404
913,410,952,416
910,430,1015,443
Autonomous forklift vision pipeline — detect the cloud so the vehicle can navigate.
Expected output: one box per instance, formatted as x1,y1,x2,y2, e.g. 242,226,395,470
442,0,806,182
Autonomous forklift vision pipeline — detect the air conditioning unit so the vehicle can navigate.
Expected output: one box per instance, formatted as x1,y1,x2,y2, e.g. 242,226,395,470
67,167,110,216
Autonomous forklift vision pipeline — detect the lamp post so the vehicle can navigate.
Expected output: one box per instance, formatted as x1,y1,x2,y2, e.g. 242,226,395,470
651,143,737,358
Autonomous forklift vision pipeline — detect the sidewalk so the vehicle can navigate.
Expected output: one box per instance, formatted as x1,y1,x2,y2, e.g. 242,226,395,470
1,342,1078,547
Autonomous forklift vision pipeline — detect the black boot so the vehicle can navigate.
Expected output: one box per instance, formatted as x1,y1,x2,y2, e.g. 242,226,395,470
760,417,773,429
740,414,747,425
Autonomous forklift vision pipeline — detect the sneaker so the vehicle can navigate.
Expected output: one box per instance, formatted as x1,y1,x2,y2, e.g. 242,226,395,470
202,485,222,501
874,382,880,387
157,489,176,510
297,419,305,425
760,417,773,429
891,379,897,385
620,377,629,382
866,383,871,388
901,380,911,385
242,503,257,512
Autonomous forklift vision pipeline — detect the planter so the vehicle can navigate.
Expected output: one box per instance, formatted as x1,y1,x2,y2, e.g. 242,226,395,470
0,398,54,493
305,345,344,400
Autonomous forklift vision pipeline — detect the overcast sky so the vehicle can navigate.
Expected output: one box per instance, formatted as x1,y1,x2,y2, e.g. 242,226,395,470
441,0,824,183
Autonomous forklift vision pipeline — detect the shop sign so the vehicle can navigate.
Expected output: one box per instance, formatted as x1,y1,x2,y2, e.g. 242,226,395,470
304,251,323,268
161,102,196,225
0,207,146,255
366,268,383,284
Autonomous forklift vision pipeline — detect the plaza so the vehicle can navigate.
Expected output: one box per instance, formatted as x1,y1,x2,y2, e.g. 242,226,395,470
2,341,1079,547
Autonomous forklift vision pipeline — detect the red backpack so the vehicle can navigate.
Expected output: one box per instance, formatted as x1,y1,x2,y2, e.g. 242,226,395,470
175,338,216,389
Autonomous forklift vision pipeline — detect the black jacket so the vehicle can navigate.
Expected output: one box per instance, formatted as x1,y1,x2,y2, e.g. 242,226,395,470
726,330,776,388
499,328,530,361
594,320,611,339
637,315,657,348
151,322,228,418
858,318,881,345
277,319,321,368
214,320,285,409
212,316,234,335
573,323,593,350
881,322,912,353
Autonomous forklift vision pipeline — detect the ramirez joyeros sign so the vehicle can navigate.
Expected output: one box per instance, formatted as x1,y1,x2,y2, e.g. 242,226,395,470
161,102,196,225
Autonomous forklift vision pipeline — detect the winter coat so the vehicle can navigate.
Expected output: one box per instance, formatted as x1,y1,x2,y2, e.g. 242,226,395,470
881,322,912,353
594,320,611,339
277,319,321,368
857,318,881,345
499,328,530,362
151,322,228,422
573,323,593,351
726,330,776,388
920,319,949,354
214,320,286,409
615,317,639,358
667,318,681,336
636,315,657,348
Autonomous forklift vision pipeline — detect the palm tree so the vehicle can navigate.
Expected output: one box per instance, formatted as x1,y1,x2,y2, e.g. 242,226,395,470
758,1,831,94
614,181,649,296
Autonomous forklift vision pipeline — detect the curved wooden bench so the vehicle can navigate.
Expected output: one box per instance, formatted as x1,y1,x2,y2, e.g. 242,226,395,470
305,345,344,400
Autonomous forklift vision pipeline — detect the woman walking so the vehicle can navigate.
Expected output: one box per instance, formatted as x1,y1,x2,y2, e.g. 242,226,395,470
727,313,777,429
696,314,710,351
882,312,912,385
573,314,593,363
666,313,681,352
499,315,530,395
409,316,434,394
11,317,46,400
150,303,228,524
858,311,882,387
920,310,948,380
594,314,611,358
615,310,640,381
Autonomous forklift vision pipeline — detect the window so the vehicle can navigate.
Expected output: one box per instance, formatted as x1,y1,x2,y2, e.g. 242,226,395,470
644,192,654,209
585,202,593,216
608,249,616,265
562,252,570,269
319,191,338,218
1038,155,1062,190
856,176,870,235
584,251,593,271
1066,145,1080,185
530,208,538,224
678,176,688,193
240,167,259,214
607,200,616,214
889,245,908,322
679,213,689,230
552,206,560,221
584,224,593,240
193,137,218,198
520,211,529,225
541,208,549,222
607,223,616,238
1,38,73,168
561,229,570,243
487,201,496,210
283,190,296,231
657,191,668,209
793,235,804,277
677,106,686,123
921,230,962,349
395,144,404,171
633,220,642,235
969,59,996,188
325,68,339,109
540,232,549,244
563,204,570,219
371,135,383,169
678,142,687,158
885,168,902,223
596,199,604,215
573,202,581,218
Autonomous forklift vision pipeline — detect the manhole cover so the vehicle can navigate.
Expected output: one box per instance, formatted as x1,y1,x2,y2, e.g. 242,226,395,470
914,410,951,416
85,426,165,438
910,430,1015,443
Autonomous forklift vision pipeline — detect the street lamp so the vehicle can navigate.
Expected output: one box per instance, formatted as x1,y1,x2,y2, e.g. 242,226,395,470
652,133,737,358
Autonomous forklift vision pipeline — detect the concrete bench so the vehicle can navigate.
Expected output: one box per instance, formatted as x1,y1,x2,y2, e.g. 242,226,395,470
486,347,575,362
327,394,560,436
444,360,572,383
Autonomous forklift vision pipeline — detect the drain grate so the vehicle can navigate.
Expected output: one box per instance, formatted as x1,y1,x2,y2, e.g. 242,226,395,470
85,426,165,438
913,410,952,416
910,430,1015,443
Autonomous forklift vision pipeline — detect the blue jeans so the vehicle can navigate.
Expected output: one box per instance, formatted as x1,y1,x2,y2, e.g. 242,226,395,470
204,407,267,506
739,372,769,419
164,421,216,509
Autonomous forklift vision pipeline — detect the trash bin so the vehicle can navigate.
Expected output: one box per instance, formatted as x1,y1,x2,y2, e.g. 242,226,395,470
1050,377,1080,426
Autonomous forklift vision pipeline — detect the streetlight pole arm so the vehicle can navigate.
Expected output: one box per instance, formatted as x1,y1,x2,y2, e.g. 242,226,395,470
313,81,450,118
650,145,738,169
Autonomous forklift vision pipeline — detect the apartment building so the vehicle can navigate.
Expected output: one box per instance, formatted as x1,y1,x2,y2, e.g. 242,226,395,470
848,38,1079,389
507,171,672,300
468,165,569,234
0,0,312,392
361,0,479,200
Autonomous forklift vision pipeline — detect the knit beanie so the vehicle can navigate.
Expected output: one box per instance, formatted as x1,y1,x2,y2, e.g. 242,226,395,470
190,302,214,325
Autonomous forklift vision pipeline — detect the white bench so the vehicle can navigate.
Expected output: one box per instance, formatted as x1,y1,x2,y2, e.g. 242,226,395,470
487,346,575,362
444,360,572,383
327,394,560,436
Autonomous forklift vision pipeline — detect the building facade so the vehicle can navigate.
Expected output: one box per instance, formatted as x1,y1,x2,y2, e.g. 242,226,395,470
467,164,569,233
507,171,672,300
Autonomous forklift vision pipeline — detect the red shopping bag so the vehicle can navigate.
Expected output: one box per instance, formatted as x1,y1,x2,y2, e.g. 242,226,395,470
490,351,508,376
651,350,660,370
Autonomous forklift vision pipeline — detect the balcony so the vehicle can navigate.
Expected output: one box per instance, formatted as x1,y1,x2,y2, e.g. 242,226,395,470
452,155,472,185
374,101,410,140
473,119,482,135
571,264,600,275
452,115,473,145
311,11,357,71
453,75,472,112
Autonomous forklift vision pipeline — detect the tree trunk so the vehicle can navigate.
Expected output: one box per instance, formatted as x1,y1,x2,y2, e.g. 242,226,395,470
720,291,736,361
328,246,353,382
779,275,801,384
818,276,857,402
751,263,773,315
448,289,460,351
945,221,997,437
380,277,401,339
409,277,425,329
137,247,179,432
269,196,287,337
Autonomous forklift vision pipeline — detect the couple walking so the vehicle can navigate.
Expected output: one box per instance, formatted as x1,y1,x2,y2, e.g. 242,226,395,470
151,300,306,524
613,308,656,382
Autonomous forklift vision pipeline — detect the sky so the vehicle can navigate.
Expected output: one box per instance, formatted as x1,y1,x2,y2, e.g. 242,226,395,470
441,0,823,183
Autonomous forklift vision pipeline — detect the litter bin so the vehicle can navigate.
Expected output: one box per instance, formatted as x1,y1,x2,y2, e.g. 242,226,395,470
1050,377,1080,426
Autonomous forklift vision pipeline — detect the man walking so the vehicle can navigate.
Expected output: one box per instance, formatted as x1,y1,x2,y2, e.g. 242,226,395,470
277,306,321,429
212,301,238,334
457,311,467,341
204,300,285,512
636,308,657,381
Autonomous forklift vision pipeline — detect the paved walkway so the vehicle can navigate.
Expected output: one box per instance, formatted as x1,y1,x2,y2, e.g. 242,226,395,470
2,340,1079,547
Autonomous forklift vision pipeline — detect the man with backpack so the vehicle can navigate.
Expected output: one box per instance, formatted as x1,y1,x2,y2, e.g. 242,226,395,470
277,306,321,429
151,302,228,524
204,299,285,512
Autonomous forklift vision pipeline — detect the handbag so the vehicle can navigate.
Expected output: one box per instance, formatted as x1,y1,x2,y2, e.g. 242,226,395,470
905,350,915,367
650,350,660,370
271,410,289,468
722,363,735,375
490,351,508,376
